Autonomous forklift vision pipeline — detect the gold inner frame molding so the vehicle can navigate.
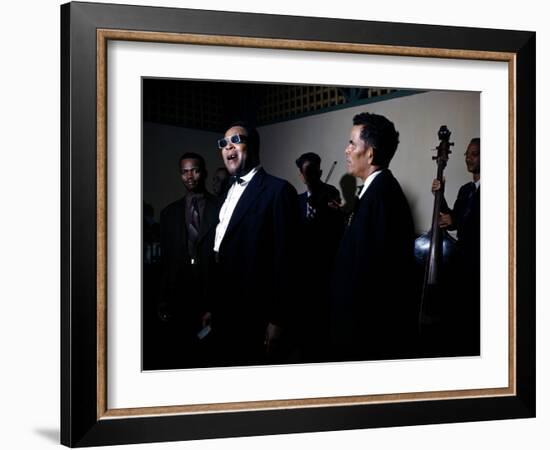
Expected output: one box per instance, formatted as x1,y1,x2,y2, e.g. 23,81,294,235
96,28,517,420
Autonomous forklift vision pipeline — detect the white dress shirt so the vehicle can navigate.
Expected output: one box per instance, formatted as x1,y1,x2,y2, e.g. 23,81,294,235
214,166,260,252
358,169,382,199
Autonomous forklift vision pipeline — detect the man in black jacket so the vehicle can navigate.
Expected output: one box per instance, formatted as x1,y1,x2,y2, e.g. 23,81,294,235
295,152,344,362
212,121,299,366
158,152,219,367
431,138,480,355
331,112,417,361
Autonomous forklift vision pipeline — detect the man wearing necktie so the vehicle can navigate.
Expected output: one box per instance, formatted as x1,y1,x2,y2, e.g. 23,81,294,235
431,138,481,355
158,152,219,368
211,121,299,366
330,112,417,362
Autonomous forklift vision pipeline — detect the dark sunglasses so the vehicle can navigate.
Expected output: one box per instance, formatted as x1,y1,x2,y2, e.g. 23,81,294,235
217,134,247,149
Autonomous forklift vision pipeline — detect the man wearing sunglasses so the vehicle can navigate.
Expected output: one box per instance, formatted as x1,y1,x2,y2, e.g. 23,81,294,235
211,121,299,366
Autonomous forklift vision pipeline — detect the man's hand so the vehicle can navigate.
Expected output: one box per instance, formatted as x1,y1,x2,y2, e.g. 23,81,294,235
432,179,444,193
438,212,453,228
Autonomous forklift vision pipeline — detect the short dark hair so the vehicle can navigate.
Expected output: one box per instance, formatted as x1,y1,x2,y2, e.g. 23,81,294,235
295,152,321,171
178,152,206,171
227,121,260,157
469,137,480,148
353,112,400,168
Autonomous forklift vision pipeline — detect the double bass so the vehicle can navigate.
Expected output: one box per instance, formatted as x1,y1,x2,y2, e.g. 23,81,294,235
415,125,457,328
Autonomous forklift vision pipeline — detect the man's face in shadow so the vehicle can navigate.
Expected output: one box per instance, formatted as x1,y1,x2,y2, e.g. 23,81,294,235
465,142,480,175
299,161,322,187
212,168,229,195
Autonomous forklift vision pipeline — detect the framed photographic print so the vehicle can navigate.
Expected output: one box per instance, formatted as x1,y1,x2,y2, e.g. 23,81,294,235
61,1,535,447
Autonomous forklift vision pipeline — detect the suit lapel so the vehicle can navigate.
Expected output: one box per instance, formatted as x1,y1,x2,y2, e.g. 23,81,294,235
349,169,391,223
197,194,218,243
224,168,267,238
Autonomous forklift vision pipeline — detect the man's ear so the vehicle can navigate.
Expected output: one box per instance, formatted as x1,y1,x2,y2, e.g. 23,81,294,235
366,146,375,163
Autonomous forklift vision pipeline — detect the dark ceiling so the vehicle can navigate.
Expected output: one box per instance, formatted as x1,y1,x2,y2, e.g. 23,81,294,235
143,78,400,132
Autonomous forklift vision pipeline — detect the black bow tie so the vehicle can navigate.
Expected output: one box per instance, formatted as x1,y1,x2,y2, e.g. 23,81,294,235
230,175,244,185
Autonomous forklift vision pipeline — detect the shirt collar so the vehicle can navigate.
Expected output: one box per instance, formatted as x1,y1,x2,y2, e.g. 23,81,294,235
239,166,260,185
358,169,382,199
185,191,205,204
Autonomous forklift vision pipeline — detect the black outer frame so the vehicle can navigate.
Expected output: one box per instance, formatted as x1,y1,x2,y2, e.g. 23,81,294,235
60,1,535,447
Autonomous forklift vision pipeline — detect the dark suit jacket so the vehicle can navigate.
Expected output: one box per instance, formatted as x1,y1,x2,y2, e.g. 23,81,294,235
159,192,219,336
297,184,345,360
297,183,344,266
441,182,480,354
442,182,480,266
297,182,341,220
212,168,299,363
331,169,417,361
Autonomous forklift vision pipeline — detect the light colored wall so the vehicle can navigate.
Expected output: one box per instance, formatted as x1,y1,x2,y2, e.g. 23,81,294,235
260,90,480,233
144,90,479,231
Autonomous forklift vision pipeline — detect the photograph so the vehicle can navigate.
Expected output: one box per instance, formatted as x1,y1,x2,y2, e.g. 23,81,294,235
141,78,482,371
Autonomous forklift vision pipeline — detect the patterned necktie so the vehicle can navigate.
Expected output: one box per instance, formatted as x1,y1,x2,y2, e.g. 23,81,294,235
188,197,200,243
306,199,316,220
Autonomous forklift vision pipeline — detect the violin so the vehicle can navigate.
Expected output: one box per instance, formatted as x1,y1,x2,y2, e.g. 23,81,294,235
306,161,340,211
